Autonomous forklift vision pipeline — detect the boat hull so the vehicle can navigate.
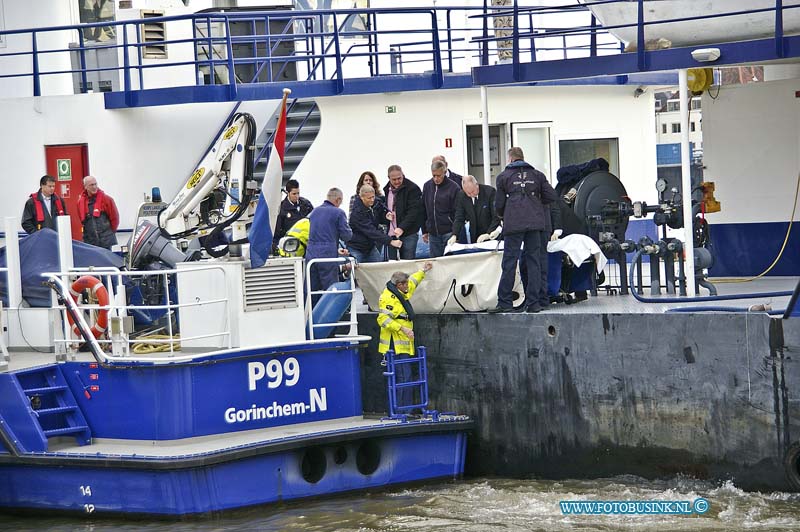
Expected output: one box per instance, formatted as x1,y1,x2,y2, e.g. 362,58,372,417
0,428,468,516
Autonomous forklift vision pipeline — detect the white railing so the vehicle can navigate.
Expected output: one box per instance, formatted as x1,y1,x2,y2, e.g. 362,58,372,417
45,264,231,363
304,257,358,340
0,266,9,369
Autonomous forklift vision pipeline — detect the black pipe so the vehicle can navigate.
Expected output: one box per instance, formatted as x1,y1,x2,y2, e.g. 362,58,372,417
782,277,800,319
628,249,794,304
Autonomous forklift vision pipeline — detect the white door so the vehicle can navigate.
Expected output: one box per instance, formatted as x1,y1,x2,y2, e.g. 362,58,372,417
511,122,553,181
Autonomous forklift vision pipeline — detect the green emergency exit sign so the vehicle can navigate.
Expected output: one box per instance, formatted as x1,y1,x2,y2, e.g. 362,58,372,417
57,159,72,181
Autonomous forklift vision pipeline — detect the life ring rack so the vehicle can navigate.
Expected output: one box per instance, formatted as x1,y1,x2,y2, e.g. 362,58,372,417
67,275,110,339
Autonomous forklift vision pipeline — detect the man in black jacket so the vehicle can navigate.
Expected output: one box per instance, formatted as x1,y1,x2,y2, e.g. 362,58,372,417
447,174,501,246
384,165,424,260
348,185,402,263
272,179,314,254
491,147,558,313
422,160,460,257
21,175,67,234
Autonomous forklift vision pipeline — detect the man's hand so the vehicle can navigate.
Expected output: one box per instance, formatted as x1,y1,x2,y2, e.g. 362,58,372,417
386,211,395,221
476,233,490,243
422,261,433,272
338,248,350,256
550,229,563,242
447,234,457,246
422,233,429,243
390,240,402,249
394,227,404,238
488,227,502,240
401,326,415,340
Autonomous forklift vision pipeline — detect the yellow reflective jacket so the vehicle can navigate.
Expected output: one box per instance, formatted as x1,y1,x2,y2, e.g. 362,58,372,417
377,270,425,356
278,217,309,257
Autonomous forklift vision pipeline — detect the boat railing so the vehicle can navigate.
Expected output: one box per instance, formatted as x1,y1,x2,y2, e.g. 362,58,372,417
0,265,9,369
472,0,796,83
304,257,358,341
44,264,232,364
0,4,620,104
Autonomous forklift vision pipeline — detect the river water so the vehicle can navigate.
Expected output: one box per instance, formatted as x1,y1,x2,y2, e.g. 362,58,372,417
2,476,799,531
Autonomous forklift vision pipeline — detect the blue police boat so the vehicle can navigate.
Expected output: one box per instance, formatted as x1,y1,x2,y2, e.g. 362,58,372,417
0,252,470,517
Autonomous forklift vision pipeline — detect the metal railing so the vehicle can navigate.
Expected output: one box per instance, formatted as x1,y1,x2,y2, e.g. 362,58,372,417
45,265,231,364
1,2,794,102
0,4,612,101
304,257,358,341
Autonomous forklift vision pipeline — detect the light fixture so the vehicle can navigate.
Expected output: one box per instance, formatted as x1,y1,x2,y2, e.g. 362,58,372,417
691,48,721,63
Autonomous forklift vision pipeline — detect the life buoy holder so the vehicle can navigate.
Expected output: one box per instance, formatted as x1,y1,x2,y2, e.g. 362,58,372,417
67,276,109,339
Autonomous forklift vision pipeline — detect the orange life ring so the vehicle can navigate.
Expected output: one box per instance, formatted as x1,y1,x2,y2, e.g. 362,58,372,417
67,276,109,339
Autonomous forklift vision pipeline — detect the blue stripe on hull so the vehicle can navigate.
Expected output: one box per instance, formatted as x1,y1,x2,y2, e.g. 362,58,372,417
708,222,800,277
0,432,467,516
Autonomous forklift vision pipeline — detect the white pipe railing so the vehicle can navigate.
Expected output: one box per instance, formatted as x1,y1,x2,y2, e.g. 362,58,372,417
304,256,359,340
45,265,232,362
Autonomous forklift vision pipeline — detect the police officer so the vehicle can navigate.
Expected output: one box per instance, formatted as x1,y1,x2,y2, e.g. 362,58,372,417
491,147,557,313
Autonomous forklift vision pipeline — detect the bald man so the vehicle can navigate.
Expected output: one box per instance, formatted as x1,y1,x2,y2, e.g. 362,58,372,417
78,175,119,249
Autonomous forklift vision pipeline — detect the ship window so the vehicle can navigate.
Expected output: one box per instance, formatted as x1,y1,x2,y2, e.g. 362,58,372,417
691,98,702,110
140,10,167,59
667,100,680,112
558,138,619,177
671,123,681,133
690,122,696,132
661,124,667,134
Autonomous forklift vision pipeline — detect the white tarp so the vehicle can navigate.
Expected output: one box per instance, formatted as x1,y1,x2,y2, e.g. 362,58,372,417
355,247,523,313
355,235,604,313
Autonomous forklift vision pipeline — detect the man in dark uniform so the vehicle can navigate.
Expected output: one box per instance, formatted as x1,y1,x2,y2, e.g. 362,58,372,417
21,175,67,234
306,188,352,296
491,147,557,313
272,179,314,254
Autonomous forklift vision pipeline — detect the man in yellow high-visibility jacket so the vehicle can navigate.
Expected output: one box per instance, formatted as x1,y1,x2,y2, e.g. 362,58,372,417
377,261,433,408
278,217,310,257
377,262,433,355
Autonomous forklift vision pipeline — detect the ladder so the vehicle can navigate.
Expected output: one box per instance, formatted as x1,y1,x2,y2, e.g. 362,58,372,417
10,365,92,452
383,346,440,421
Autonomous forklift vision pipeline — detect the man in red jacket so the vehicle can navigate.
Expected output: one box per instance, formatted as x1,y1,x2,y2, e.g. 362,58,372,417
78,175,119,249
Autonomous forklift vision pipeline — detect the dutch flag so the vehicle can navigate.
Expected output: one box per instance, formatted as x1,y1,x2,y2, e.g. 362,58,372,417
249,88,291,268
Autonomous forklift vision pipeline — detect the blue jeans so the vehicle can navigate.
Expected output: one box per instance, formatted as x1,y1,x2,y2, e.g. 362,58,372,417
349,245,383,264
427,232,452,258
388,232,419,260
498,230,542,308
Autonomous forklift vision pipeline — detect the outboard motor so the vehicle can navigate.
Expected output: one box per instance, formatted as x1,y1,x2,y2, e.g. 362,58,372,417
128,220,189,270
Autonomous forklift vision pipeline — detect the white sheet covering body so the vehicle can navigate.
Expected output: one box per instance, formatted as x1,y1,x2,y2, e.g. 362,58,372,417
355,246,523,313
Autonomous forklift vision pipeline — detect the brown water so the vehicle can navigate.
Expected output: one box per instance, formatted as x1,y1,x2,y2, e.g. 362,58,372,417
1,476,799,531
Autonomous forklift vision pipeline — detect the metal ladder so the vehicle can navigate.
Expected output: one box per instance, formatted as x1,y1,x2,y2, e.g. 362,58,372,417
383,346,440,422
